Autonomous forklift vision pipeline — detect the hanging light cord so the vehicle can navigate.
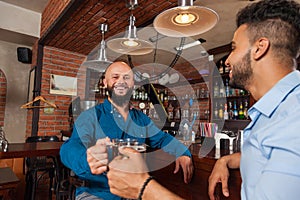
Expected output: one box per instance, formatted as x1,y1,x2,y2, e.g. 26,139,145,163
128,36,185,82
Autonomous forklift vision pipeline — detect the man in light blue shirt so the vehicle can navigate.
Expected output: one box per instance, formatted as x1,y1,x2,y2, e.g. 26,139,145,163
208,0,300,199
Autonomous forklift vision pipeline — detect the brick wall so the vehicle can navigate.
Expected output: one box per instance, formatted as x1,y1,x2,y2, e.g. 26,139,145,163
40,0,71,36
0,70,7,127
37,46,86,136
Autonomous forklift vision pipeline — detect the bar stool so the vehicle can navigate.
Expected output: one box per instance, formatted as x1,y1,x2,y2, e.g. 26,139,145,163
24,135,59,200
0,167,20,200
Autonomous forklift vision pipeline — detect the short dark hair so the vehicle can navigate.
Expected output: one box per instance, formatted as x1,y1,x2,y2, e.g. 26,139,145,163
237,0,300,60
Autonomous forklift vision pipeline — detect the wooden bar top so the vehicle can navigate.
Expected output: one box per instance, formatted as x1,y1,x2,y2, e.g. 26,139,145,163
148,139,241,200
0,142,63,159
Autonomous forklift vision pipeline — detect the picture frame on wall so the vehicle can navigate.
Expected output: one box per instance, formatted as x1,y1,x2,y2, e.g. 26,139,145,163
50,74,77,96
27,66,36,102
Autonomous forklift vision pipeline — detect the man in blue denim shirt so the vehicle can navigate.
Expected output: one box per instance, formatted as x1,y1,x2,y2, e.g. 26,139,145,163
208,0,300,200
60,61,194,200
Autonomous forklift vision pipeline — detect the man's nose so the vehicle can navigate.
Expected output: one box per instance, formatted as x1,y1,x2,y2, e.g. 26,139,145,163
116,76,126,84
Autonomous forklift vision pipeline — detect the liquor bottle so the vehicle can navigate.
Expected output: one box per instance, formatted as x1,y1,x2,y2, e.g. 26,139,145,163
233,101,238,120
200,87,205,98
160,89,164,102
214,102,219,119
225,78,230,97
219,84,225,97
228,101,233,119
244,100,249,119
213,81,219,97
174,105,181,120
218,103,224,119
163,89,169,108
238,101,244,119
223,103,229,120
218,60,224,74
148,103,154,118
167,103,174,120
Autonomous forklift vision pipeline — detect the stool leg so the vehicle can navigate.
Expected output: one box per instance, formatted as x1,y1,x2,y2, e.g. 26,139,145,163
48,169,54,200
31,171,37,200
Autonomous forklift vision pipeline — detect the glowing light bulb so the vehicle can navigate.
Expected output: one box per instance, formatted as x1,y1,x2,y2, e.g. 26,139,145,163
123,39,139,47
174,13,196,25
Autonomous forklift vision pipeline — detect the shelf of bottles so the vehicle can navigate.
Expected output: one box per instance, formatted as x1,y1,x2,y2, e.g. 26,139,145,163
85,69,107,102
131,85,181,122
212,56,251,124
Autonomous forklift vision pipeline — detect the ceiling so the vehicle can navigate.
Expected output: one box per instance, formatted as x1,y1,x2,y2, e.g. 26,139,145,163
0,0,48,13
3,0,300,67
1,0,255,59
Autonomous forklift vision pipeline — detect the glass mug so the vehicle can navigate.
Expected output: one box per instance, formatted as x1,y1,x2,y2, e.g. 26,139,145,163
107,138,147,162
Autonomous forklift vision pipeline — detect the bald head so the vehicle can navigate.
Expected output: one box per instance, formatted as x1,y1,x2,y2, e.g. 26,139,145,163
105,61,133,78
103,61,134,106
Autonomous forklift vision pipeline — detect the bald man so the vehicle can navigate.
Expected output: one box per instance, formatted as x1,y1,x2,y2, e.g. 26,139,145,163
60,61,194,200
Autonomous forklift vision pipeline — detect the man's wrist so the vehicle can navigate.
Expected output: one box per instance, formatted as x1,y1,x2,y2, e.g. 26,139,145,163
138,176,155,200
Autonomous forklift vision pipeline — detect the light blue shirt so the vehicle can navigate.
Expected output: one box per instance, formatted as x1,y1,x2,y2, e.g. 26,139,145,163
240,71,300,200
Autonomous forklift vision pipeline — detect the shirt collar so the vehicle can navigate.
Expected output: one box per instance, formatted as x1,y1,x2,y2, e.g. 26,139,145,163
102,98,133,114
249,71,300,118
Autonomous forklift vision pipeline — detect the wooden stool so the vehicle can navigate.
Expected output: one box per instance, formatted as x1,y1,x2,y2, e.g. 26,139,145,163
0,167,20,200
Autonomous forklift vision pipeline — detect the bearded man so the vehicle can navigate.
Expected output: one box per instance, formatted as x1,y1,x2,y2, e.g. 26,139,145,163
60,61,194,200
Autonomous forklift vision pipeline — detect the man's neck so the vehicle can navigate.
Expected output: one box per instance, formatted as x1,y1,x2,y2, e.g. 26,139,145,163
108,97,130,121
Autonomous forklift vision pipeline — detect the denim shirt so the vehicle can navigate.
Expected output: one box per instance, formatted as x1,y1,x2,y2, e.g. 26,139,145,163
60,99,191,199
241,71,300,200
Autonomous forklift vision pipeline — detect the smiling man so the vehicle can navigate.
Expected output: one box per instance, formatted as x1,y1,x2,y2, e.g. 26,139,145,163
208,0,300,200
60,61,194,200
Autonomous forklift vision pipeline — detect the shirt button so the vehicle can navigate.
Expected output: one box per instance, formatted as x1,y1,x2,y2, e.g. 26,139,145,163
118,115,121,118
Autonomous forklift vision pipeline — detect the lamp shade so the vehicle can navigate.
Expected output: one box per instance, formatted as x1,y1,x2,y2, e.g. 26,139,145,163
82,60,112,72
82,23,112,72
153,6,219,37
107,15,154,55
107,38,154,56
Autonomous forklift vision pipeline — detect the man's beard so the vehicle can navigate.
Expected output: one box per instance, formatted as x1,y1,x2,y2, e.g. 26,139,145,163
229,50,253,90
107,84,133,106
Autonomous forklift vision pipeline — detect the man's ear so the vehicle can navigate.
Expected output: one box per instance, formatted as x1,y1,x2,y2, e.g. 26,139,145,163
103,78,107,88
253,38,270,60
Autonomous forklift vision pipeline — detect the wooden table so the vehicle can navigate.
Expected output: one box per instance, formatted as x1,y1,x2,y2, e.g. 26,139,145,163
0,142,63,200
0,167,20,200
0,142,63,159
148,140,242,200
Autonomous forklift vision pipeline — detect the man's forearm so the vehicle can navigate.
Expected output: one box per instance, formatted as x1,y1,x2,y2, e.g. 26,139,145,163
220,152,241,169
143,180,184,200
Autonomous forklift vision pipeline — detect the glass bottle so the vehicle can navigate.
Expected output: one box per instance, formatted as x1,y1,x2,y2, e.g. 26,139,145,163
167,103,174,120
213,81,219,97
228,101,233,119
238,101,244,119
225,78,230,97
214,102,219,119
223,103,229,120
233,101,238,120
244,100,249,119
218,103,224,119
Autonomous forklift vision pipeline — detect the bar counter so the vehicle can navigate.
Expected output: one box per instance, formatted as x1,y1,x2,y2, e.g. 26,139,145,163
147,139,241,200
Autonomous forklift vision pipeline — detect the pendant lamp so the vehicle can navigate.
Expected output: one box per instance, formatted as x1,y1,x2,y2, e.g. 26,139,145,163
82,23,112,72
153,0,219,37
107,1,154,55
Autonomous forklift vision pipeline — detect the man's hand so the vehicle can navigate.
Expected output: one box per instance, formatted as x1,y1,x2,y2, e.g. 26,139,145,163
174,156,194,184
107,147,149,199
208,153,241,200
86,137,111,174
208,157,230,200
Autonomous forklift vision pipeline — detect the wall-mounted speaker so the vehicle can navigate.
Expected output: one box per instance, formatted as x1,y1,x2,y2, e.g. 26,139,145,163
17,47,32,64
